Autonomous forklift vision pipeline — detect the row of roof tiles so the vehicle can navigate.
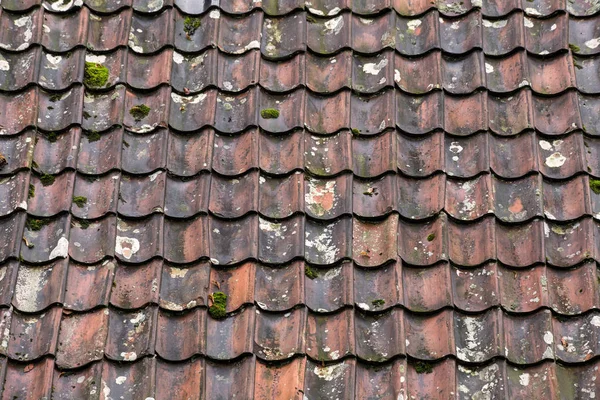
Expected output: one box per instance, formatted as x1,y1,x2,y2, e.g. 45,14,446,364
1,128,597,179
1,303,600,365
5,0,600,18
3,356,599,400
3,169,600,221
1,257,599,315
6,48,600,96
3,87,600,136
2,211,599,267
3,6,600,57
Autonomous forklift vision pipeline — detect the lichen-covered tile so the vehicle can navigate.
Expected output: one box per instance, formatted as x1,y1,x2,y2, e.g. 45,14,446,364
545,218,595,267
0,47,40,91
82,85,126,132
0,170,29,217
255,261,304,311
100,357,156,398
485,51,529,93
445,132,489,178
306,130,351,177
306,13,351,55
454,309,503,363
523,0,566,17
105,306,158,361
170,49,217,94
110,259,161,309
86,8,132,51
456,361,506,399
304,174,352,220
496,220,545,267
128,9,173,54
262,12,307,59
40,48,85,91
215,88,257,133
352,50,394,94
258,216,304,264
355,308,404,362
159,261,209,311
173,9,219,53
446,174,494,221
452,263,499,312
537,133,585,179
21,213,70,263
0,131,35,174
0,8,42,52
218,50,259,92
569,16,600,56
7,306,61,361
353,174,396,218
124,86,169,133
306,308,354,361
482,12,524,55
55,308,108,369
115,215,162,263
395,11,440,55
38,86,84,131
492,174,542,223
13,259,67,313
254,307,306,361
304,262,353,312
304,217,352,265
304,359,356,400
398,215,448,266
52,361,103,400
442,51,485,94
69,216,116,264
439,10,482,54
41,7,89,52
504,309,554,364
218,11,263,55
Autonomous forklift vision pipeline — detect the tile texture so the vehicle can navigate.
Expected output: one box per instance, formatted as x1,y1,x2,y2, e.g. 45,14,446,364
0,0,600,398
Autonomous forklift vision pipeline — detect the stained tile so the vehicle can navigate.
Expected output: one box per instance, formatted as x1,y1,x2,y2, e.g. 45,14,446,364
206,306,254,359
254,307,306,361
159,261,209,311
156,307,205,361
0,47,40,91
13,259,67,313
41,8,89,52
524,13,568,55
55,309,108,368
128,9,174,54
110,259,161,309
164,215,208,264
8,306,61,361
105,307,157,361
64,260,114,311
306,309,354,361
262,12,306,59
482,12,524,55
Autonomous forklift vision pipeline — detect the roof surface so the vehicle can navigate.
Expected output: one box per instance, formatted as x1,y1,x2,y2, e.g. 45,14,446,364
1,0,600,398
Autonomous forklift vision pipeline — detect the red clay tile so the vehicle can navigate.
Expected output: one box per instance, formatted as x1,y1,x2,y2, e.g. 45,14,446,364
523,0,565,16
448,216,496,266
40,47,85,89
124,86,170,133
351,11,396,53
12,260,67,313
445,133,489,178
0,261,18,308
219,50,260,92
118,172,165,217
41,7,89,52
64,260,114,311
452,262,499,312
445,174,494,221
353,174,396,218
504,309,554,363
205,357,255,400
261,130,303,175
545,218,595,267
405,309,454,359
164,173,210,218
255,261,304,311
170,49,216,94
394,50,441,94
254,357,306,400
174,9,218,53
157,307,205,361
493,174,542,223
127,49,172,90
210,262,256,313
212,129,258,175
570,16,600,55
69,216,116,264
0,170,29,217
304,262,353,312
396,11,440,55
258,216,304,264
404,263,453,311
128,9,173,54
529,53,576,95
490,132,537,178
262,12,307,59
304,359,356,399
306,308,354,361
439,11,482,54
219,11,263,55
396,91,443,134
87,8,132,51
215,88,258,133
397,131,444,177
71,173,119,219
537,133,586,179
2,358,53,400
100,357,156,398
398,215,448,266
1,0,41,11
259,173,303,219
28,171,74,217
110,259,161,309
482,12,525,55
206,306,254,359
122,129,168,174
351,90,394,135
307,131,351,176
306,13,350,54
21,214,70,264
355,308,403,361
261,53,305,92
38,86,84,131
352,215,398,267
105,306,157,361
0,131,35,174
82,86,126,132
305,91,350,134
496,220,545,267
159,261,209,311
445,91,488,135
0,212,25,263
0,88,38,135
255,307,306,361
533,90,581,135
547,261,599,314
259,90,305,133
167,128,213,176
155,358,205,400
443,51,485,94
209,216,257,265
544,175,591,220
51,361,102,400
485,51,529,93
354,260,402,312
56,308,108,368
164,215,208,264
304,217,352,265
0,47,40,91
455,308,503,362
488,89,534,135
8,306,60,361
304,174,351,219
0,8,42,52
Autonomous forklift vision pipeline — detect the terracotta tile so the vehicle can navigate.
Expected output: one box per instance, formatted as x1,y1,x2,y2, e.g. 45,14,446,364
56,308,108,368
496,220,545,267
482,12,524,55
444,91,488,135
529,53,576,95
122,129,168,174
353,215,398,267
396,11,440,55
254,357,306,400
355,359,406,400
41,7,89,51
105,306,157,361
173,8,218,53
0,8,42,51
128,9,173,54
499,264,547,313
261,130,303,175
442,51,485,94
159,261,209,311
0,131,35,174
86,0,132,12
110,259,161,309
352,11,396,53
259,173,303,219
569,16,600,55
306,0,348,16
214,88,258,133
33,127,80,175
492,174,543,223
305,91,350,133
167,128,213,176
555,361,600,399
1,0,41,11
0,212,25,263
87,8,132,51
307,130,351,176
258,216,304,264
306,308,354,361
156,358,205,400
38,86,84,131
206,306,254,359
350,90,394,135
0,88,38,135
392,0,433,15
212,129,258,176
445,132,489,178
64,260,114,311
304,217,352,265
398,215,448,266
306,13,351,54
209,216,257,265
115,215,162,263
396,91,443,134
405,309,454,359
13,260,67,313
0,170,29,217
261,53,305,92
547,261,599,314
568,0,600,15
488,89,534,135
218,50,260,92
448,216,496,266
353,174,396,218
354,260,402,312
544,175,590,220
394,51,442,94
455,309,503,363
164,215,208,264
304,359,356,399
8,306,61,361
254,307,306,361
173,0,213,14
164,173,210,218
156,307,205,360
523,0,566,16
259,90,305,132
82,86,126,133
545,218,595,267
205,357,255,400
69,216,116,264
537,133,585,179
209,261,256,313
0,261,18,308
100,357,156,398
118,172,166,217
219,11,263,55
255,261,304,311
123,86,170,133
485,51,529,93
304,174,352,219
0,47,40,91
170,49,216,94
51,361,103,400
355,308,404,361
526,14,568,55
127,49,172,90
304,262,353,312
456,361,506,399
439,11,482,54
27,171,73,217
71,173,119,219
397,131,444,177
404,263,453,311
262,12,307,59
133,0,171,12
452,262,499,312
445,174,494,221
2,358,53,400
21,214,70,264
533,90,581,135
504,309,554,363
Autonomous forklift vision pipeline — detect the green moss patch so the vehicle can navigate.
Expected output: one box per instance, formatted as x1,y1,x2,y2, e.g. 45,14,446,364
209,292,227,319
49,93,62,102
352,128,361,135
305,265,318,280
414,361,433,374
129,104,151,121
28,184,35,199
426,233,435,242
46,132,58,143
40,173,55,187
260,108,280,119
569,43,581,53
590,178,600,195
85,131,101,143
73,196,88,208
371,299,385,307
183,16,202,36
84,62,109,88
0,154,6,169
26,218,48,231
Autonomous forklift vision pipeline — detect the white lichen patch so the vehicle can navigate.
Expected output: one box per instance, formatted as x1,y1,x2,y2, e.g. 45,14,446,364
86,54,106,64
15,266,50,312
115,376,127,385
394,69,401,83
524,17,534,28
545,152,566,168
120,351,137,361
407,19,422,32
485,63,494,73
456,316,488,362
172,52,184,64
519,372,530,386
115,236,140,260
313,363,347,381
169,267,188,278
591,315,600,327
525,7,542,16
209,9,220,19
543,331,554,345
586,38,600,49
482,19,507,29
171,92,207,104
0,57,9,71
244,40,261,51
49,237,69,259
305,180,336,217
362,59,388,75
324,16,344,35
